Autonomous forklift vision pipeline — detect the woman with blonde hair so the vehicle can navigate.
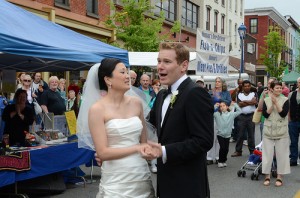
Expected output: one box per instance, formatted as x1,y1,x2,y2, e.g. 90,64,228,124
58,78,67,105
16,74,37,108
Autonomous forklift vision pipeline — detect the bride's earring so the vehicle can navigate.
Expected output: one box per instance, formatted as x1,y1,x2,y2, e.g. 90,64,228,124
108,84,112,89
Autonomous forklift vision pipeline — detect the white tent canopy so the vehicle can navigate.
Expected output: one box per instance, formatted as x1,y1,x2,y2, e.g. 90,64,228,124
128,52,238,73
128,52,196,67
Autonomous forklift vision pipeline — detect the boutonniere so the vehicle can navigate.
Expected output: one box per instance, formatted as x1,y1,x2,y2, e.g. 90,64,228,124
170,90,179,109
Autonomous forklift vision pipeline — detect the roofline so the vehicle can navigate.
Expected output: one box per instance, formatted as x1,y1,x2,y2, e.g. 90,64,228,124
245,7,290,29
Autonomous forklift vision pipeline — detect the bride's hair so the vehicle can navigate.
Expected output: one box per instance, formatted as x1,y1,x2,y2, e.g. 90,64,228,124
98,58,122,91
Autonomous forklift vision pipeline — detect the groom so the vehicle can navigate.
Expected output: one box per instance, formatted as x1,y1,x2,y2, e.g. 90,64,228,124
143,42,214,198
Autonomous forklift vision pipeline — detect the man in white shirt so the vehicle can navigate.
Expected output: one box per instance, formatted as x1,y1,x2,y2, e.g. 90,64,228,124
231,80,257,157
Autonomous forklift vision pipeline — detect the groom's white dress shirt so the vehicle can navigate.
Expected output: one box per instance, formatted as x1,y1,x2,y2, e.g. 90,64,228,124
161,74,188,163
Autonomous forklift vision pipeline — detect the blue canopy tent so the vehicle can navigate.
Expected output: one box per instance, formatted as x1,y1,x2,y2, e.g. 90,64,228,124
0,0,128,72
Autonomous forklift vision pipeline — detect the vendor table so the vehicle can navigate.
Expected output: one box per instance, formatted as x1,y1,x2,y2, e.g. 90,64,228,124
0,142,95,188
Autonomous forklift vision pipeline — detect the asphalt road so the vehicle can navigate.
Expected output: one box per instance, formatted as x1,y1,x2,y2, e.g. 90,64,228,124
15,124,300,197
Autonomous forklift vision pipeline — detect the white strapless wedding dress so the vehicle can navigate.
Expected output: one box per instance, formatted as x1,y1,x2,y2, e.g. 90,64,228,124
97,116,155,198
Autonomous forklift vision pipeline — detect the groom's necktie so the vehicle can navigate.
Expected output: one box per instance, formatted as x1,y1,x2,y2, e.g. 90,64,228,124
161,86,172,126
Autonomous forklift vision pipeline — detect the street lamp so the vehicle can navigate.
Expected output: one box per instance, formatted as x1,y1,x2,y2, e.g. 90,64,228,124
238,23,247,79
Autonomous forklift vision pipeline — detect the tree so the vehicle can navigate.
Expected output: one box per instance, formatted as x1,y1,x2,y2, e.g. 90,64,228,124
295,46,300,73
260,26,287,81
105,0,180,52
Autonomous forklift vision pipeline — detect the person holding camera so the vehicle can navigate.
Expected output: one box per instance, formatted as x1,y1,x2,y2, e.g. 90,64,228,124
257,77,277,141
2,89,35,146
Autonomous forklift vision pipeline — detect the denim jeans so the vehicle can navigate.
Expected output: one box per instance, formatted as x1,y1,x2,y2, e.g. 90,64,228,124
288,121,300,163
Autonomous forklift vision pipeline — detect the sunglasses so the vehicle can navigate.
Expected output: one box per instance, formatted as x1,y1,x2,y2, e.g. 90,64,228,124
23,80,31,82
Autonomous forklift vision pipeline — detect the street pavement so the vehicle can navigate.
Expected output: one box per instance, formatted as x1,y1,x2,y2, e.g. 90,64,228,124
46,124,300,197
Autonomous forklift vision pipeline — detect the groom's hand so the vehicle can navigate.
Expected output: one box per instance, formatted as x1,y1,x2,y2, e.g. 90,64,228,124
147,141,162,158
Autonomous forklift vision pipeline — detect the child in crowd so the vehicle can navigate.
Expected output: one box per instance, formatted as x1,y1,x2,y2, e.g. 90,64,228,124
214,101,242,168
247,141,263,165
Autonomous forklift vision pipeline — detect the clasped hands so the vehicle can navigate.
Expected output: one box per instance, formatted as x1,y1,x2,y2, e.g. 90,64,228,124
94,141,163,167
139,141,162,160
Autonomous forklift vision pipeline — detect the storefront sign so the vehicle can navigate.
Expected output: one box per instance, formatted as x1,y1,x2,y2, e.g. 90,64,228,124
196,29,229,76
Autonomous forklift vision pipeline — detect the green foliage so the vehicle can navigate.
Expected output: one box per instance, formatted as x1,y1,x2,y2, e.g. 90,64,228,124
260,26,287,80
105,0,180,52
295,46,300,73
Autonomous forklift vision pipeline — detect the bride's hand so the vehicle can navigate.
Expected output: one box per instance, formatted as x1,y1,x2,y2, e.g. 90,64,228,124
139,143,156,160
94,153,102,167
147,141,162,158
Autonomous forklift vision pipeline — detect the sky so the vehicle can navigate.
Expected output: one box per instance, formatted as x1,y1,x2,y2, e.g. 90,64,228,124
244,0,300,25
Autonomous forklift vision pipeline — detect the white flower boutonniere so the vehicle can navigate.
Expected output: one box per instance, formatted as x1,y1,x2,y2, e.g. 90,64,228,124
170,90,179,109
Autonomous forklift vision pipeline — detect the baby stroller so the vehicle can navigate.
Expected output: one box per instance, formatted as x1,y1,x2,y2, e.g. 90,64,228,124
237,142,277,180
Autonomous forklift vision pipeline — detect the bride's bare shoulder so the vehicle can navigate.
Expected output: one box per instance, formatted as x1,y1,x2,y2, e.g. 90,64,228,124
126,95,142,106
89,99,106,113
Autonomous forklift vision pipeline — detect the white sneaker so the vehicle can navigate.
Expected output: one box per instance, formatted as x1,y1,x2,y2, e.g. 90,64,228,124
151,166,157,173
243,140,248,146
218,163,224,168
229,138,235,143
223,163,227,167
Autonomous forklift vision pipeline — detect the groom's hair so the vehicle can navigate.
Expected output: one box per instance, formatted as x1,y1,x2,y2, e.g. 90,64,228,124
159,42,189,65
98,58,122,91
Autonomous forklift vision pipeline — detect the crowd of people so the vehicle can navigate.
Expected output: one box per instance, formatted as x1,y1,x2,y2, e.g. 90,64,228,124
1,72,83,147
86,53,300,197
2,41,299,197
75,41,300,197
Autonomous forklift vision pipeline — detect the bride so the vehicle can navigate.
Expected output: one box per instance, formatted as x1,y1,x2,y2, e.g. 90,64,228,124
77,58,155,197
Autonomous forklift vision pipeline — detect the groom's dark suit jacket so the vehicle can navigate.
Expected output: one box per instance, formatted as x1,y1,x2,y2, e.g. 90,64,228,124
149,77,214,198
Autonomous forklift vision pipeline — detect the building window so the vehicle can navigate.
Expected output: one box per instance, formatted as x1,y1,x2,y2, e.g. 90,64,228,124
155,0,176,21
214,11,218,33
221,14,225,34
206,6,211,31
234,23,237,45
250,18,258,34
55,0,70,9
182,0,199,29
240,0,243,16
222,0,225,7
247,43,255,54
87,0,98,17
229,19,232,46
235,0,237,13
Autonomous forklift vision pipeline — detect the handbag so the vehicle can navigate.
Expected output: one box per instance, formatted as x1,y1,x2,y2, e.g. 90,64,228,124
33,99,42,115
252,108,262,123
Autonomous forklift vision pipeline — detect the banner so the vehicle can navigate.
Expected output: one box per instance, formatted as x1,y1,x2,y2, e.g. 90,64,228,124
196,29,229,76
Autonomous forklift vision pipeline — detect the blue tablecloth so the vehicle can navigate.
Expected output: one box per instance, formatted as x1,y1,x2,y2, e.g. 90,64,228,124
0,142,95,187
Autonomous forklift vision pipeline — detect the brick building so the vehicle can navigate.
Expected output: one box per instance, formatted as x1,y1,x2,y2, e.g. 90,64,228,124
245,7,300,85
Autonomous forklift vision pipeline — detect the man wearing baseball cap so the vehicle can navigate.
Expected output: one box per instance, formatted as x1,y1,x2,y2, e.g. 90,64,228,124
196,77,205,88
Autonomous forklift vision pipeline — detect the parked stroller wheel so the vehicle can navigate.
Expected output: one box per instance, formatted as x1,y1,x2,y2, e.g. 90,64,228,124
258,168,262,174
237,170,242,177
272,170,277,178
256,174,259,180
242,170,246,177
251,173,255,180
